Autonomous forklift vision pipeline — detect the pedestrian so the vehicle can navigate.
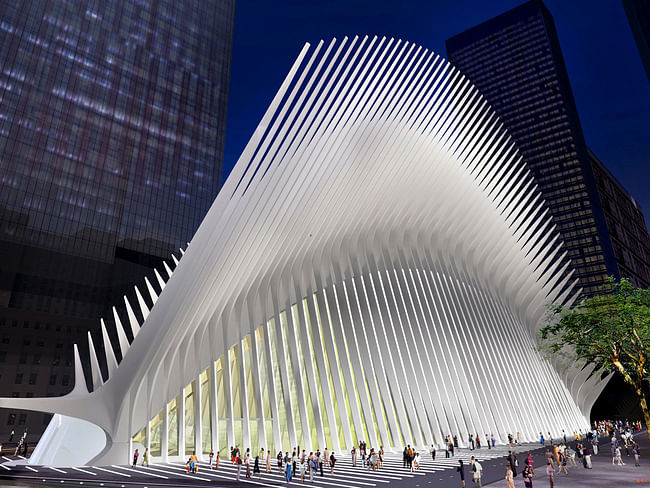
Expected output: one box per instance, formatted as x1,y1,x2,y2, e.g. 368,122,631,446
545,448,554,468
471,456,482,488
209,449,214,468
476,434,481,449
540,432,544,445
132,448,139,468
298,459,307,483
454,435,459,449
141,447,149,466
236,455,242,481
9,430,14,442
523,464,534,488
506,465,515,488
431,444,436,460
215,451,220,470
469,434,475,450
557,451,568,474
246,454,251,479
507,451,517,477
545,462,554,488
457,459,466,488
584,446,592,469
254,455,261,479
352,446,357,467
278,451,284,473
330,451,336,474
616,445,625,465
266,449,272,472
634,444,641,467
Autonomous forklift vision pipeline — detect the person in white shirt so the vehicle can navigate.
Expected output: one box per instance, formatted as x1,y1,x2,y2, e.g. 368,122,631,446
471,456,483,487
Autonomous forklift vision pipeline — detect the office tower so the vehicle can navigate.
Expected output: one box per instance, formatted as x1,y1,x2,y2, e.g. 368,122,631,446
623,0,650,82
0,0,235,435
446,0,650,298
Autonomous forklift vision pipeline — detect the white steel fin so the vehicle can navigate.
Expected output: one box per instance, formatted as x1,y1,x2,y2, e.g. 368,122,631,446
70,343,89,396
135,285,150,321
112,307,130,357
100,320,119,375
172,253,180,266
87,332,104,390
163,261,174,279
124,295,141,336
154,268,166,290
145,277,158,304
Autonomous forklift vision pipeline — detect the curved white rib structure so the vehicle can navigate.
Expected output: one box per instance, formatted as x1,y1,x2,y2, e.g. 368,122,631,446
0,36,606,466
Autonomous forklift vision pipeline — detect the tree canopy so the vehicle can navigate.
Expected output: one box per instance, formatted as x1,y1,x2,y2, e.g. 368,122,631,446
541,277,650,435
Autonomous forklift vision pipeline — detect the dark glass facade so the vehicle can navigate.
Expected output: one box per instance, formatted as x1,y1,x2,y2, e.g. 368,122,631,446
623,0,650,82
446,0,635,298
589,149,650,288
0,0,235,437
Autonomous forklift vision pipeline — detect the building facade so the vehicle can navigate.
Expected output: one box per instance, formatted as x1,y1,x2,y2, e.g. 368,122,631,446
0,37,606,467
623,0,650,82
446,0,650,299
0,0,235,435
588,149,650,288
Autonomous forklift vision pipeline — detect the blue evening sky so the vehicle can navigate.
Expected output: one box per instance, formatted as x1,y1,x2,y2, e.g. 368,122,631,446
224,0,650,221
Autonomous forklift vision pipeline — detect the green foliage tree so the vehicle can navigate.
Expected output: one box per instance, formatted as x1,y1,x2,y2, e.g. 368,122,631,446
541,277,650,438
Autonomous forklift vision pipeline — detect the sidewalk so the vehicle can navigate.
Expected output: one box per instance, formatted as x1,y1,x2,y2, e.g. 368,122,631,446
486,432,650,487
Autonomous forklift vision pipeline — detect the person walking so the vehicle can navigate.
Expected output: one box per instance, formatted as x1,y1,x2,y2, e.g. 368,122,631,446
209,449,214,469
8,430,14,443
476,434,481,449
584,446,592,469
634,443,641,467
507,451,517,477
545,462,554,488
299,459,306,483
266,450,272,472
141,448,149,466
469,434,475,450
278,451,284,473
557,451,569,474
132,448,139,468
471,456,482,488
330,451,336,474
616,445,625,465
352,446,357,467
431,444,436,460
457,459,466,488
505,465,515,488
254,455,261,479
522,464,534,488
285,457,293,484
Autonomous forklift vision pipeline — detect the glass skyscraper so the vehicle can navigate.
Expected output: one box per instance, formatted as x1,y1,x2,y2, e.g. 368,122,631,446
0,0,235,435
446,0,650,298
623,0,650,82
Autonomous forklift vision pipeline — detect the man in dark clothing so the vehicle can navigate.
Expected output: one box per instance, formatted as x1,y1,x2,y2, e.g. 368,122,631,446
468,434,474,450
506,451,517,477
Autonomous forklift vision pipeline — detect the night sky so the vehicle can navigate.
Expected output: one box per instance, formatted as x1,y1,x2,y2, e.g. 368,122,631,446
224,0,650,221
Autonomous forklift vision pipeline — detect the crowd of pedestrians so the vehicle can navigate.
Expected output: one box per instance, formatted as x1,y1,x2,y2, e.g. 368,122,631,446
125,419,646,486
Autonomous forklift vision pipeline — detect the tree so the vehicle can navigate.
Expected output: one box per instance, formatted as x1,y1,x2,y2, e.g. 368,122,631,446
541,277,650,438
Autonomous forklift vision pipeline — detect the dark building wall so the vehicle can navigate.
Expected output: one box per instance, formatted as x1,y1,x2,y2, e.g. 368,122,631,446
623,0,650,82
589,149,650,288
446,0,621,298
0,0,235,438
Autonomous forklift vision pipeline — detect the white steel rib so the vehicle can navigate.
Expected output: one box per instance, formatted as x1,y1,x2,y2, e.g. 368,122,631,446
0,37,605,466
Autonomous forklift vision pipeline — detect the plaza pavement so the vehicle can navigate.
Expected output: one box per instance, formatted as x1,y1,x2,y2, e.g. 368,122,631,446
485,431,650,488
1,434,646,488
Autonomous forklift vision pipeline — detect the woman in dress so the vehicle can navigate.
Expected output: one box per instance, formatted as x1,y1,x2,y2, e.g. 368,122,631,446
505,465,514,488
